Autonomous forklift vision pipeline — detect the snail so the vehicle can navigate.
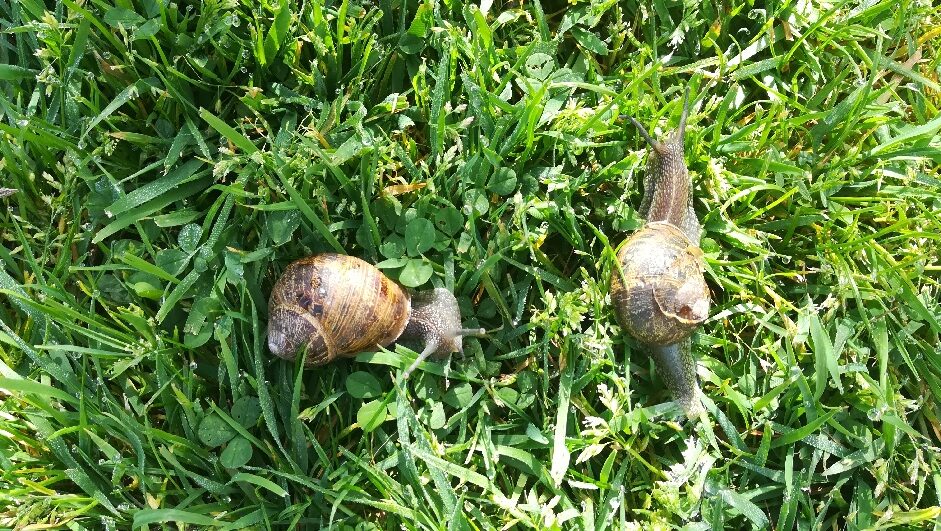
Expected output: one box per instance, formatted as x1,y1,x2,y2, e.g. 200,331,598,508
611,89,711,416
267,253,485,378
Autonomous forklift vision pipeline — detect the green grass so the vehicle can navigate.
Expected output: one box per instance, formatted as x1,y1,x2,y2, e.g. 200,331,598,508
1,0,941,528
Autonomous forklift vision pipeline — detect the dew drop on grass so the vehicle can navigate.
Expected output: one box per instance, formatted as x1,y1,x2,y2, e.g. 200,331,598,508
102,51,111,59
190,361,198,370
867,407,882,421
240,66,247,73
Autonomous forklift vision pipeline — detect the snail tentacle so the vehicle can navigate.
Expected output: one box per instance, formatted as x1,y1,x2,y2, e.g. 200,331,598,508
402,339,440,380
452,328,487,340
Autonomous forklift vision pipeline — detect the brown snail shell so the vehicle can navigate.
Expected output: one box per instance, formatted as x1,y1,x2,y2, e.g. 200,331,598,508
267,253,411,365
610,221,710,346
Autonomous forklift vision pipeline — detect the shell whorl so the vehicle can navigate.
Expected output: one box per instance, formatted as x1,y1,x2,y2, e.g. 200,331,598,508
610,222,709,346
267,254,411,366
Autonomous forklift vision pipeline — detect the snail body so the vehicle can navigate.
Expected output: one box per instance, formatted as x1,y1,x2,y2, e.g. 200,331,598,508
611,90,710,416
267,253,484,376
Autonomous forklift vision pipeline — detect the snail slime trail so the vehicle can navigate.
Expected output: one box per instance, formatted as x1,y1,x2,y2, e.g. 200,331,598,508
267,253,485,377
612,89,711,417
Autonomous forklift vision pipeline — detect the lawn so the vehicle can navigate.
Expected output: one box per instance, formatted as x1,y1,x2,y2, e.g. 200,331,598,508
1,0,941,528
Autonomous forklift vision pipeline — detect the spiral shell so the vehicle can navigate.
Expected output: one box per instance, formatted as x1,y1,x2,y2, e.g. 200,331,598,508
267,254,411,366
610,221,709,346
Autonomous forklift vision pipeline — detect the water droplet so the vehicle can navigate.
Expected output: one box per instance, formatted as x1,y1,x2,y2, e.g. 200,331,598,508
102,51,111,59
16,119,28,127
190,361,198,370
240,66,247,73
867,407,882,421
